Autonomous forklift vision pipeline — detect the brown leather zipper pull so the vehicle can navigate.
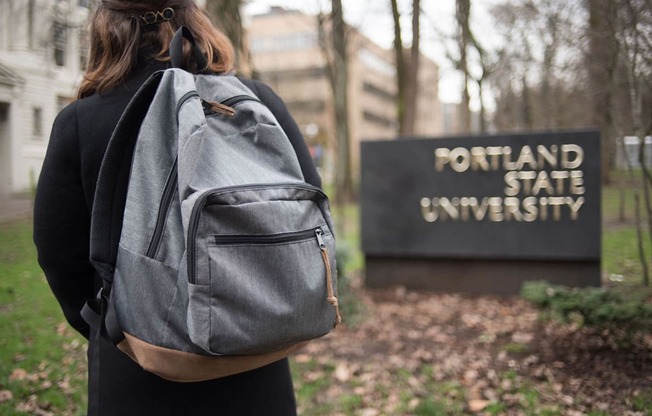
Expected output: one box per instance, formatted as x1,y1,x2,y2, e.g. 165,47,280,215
201,99,236,117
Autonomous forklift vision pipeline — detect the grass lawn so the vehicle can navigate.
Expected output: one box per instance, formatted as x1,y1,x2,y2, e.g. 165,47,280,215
0,220,87,416
603,226,650,283
601,170,652,284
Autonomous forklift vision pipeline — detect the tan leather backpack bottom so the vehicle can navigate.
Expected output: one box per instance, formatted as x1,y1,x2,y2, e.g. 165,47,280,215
118,332,307,382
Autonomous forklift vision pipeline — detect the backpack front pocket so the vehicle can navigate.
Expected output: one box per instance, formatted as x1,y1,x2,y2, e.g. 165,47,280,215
185,184,339,355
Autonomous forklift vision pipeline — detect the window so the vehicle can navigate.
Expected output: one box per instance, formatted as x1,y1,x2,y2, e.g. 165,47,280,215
617,136,652,169
53,22,67,67
250,33,318,53
258,67,326,82
363,82,395,101
0,103,9,123
359,48,395,77
33,107,43,138
363,110,393,128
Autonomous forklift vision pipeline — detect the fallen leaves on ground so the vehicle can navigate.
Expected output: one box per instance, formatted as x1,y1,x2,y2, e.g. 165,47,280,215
0,390,13,403
293,284,652,415
2,322,88,416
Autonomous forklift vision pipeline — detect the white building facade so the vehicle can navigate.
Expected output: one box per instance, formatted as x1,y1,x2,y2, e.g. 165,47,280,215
0,0,89,195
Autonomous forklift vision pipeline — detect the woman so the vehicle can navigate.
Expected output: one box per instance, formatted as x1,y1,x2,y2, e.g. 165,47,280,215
33,1,320,414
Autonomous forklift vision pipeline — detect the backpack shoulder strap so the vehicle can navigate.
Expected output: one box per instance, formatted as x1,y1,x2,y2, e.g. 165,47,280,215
170,26,208,72
89,71,165,282
85,70,165,344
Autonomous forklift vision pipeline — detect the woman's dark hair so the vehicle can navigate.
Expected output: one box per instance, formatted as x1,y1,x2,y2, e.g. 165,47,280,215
78,0,234,98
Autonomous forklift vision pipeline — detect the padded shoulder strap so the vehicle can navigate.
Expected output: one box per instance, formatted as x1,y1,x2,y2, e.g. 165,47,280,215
90,71,165,282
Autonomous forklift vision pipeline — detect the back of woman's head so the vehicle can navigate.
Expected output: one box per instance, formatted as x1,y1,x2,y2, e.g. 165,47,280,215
79,0,235,98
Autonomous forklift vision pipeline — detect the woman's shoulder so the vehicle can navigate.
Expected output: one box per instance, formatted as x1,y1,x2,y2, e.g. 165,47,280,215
74,84,132,115
238,78,282,104
238,77,262,93
237,78,293,124
53,91,109,130
50,100,79,146
51,93,105,142
54,99,78,125
73,65,163,119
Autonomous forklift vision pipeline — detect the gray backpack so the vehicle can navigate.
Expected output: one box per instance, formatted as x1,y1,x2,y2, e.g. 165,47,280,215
83,27,340,382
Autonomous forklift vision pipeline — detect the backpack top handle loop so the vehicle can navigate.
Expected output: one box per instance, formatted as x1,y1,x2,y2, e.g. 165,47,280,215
170,26,209,72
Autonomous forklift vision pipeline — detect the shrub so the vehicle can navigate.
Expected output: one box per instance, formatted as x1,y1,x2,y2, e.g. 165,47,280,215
521,281,652,335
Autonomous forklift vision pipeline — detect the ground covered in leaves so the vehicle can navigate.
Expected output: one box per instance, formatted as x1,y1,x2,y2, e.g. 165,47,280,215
292,285,652,415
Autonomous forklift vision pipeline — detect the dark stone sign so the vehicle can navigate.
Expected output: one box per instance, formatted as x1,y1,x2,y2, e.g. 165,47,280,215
360,130,601,294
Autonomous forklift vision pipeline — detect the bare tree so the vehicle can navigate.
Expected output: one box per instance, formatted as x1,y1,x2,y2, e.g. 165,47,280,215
317,0,354,204
390,0,421,136
446,0,492,133
488,2,535,130
614,0,652,285
587,0,619,184
454,0,472,132
488,0,590,132
474,46,490,133
539,2,562,128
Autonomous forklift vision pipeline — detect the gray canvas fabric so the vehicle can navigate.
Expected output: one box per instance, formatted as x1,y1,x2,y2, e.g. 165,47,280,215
111,69,338,357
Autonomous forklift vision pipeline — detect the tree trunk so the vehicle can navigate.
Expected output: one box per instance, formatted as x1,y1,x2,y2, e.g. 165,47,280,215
635,193,650,286
456,0,472,132
403,0,420,136
521,74,533,129
390,0,421,136
390,0,406,135
477,77,487,132
205,0,253,77
587,0,618,184
331,0,354,204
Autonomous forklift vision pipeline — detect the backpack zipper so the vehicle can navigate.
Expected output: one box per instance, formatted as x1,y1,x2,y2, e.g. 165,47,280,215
187,183,328,285
177,91,200,114
145,158,179,258
203,95,261,117
220,95,261,107
176,91,261,117
212,228,322,246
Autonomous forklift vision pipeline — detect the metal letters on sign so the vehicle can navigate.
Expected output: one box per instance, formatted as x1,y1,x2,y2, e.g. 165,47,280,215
360,131,601,261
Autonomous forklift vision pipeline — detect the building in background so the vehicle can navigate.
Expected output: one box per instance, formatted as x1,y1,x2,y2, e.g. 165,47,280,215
615,136,652,170
0,0,88,195
440,102,485,136
247,7,442,181
0,3,444,194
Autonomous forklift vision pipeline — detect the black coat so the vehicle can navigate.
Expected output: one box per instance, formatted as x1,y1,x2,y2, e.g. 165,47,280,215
33,60,319,415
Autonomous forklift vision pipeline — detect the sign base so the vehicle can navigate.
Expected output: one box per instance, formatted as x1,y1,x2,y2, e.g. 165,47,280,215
365,257,601,295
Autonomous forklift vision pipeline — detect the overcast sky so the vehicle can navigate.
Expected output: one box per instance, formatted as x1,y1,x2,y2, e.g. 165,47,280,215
242,0,500,105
